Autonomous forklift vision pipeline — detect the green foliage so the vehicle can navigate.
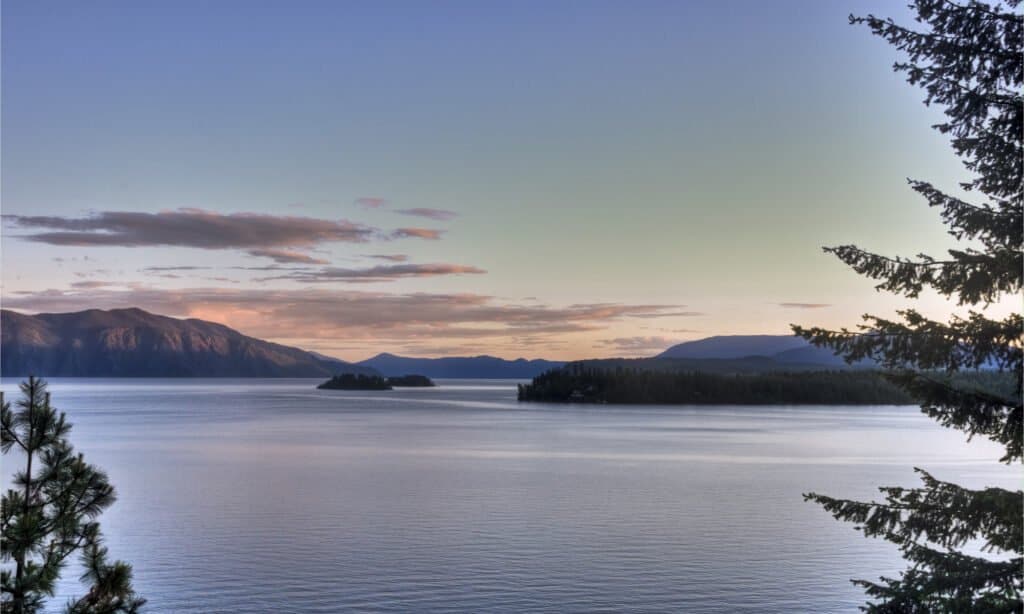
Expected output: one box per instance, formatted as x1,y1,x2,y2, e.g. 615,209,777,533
518,365,917,405
792,1,1023,609
317,373,393,390
1,377,145,613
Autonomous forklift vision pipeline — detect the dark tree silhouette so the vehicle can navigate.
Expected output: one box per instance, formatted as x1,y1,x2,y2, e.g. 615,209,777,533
1,377,145,613
793,1,1022,610
518,365,926,405
317,373,393,390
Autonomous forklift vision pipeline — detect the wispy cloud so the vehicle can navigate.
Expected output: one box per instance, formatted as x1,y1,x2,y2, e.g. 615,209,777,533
567,304,703,319
3,208,375,249
229,264,312,272
141,266,212,272
4,287,685,349
69,280,121,289
202,277,240,284
355,197,387,209
247,248,330,265
365,254,409,262
597,336,678,354
390,227,444,240
260,263,486,283
778,302,831,309
394,208,458,221
629,311,705,318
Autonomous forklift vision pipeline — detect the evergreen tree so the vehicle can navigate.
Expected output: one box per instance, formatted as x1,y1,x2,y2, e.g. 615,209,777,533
1,377,145,613
793,1,1022,610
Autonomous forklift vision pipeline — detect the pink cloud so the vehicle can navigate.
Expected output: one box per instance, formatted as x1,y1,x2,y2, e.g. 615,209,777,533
247,248,330,265
394,208,458,221
597,336,678,355
259,263,486,283
355,197,387,209
390,227,444,240
4,287,685,349
3,209,375,249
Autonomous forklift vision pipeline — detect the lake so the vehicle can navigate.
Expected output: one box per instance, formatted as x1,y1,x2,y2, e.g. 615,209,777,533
1,378,1017,613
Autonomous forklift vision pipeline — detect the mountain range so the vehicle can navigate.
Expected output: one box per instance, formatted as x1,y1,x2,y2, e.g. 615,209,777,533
355,353,564,378
1,308,853,378
656,334,857,367
0,308,375,378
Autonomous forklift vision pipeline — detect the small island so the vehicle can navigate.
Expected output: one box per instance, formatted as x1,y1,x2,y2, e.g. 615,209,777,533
387,374,436,387
317,373,436,390
318,374,392,390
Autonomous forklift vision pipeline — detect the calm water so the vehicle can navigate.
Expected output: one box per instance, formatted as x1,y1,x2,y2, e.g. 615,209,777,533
1,378,1018,613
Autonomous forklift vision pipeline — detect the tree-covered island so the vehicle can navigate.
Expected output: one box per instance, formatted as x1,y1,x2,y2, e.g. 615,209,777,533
517,365,913,405
317,373,436,390
386,375,436,387
518,364,1015,406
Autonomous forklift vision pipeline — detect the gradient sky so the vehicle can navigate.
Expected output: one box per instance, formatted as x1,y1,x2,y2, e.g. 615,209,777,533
0,1,1001,360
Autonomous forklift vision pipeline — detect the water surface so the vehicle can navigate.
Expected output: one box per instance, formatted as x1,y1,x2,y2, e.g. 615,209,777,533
1,378,1016,613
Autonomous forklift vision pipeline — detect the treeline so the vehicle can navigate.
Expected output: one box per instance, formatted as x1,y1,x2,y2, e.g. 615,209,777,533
317,373,437,390
517,365,918,405
387,374,436,387
318,374,392,390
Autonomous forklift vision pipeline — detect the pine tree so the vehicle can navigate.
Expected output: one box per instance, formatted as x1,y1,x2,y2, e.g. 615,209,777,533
1,377,145,613
792,1,1022,610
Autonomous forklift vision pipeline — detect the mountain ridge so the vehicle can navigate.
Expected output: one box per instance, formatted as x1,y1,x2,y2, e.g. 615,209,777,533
656,334,863,367
355,353,564,379
1,309,865,378
1,308,377,378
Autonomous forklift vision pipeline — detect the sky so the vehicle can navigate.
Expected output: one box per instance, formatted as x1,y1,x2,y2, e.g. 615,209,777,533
0,1,999,360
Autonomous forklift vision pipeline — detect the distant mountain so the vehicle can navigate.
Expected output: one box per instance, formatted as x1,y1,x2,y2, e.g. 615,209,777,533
657,335,810,360
306,350,372,374
659,333,868,366
1,308,377,378
357,353,564,378
655,334,870,369
575,355,844,375
771,344,854,367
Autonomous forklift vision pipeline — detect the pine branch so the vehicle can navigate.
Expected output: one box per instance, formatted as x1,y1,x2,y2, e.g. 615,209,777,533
793,311,1023,372
806,468,1022,554
889,370,1023,462
823,244,1022,305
